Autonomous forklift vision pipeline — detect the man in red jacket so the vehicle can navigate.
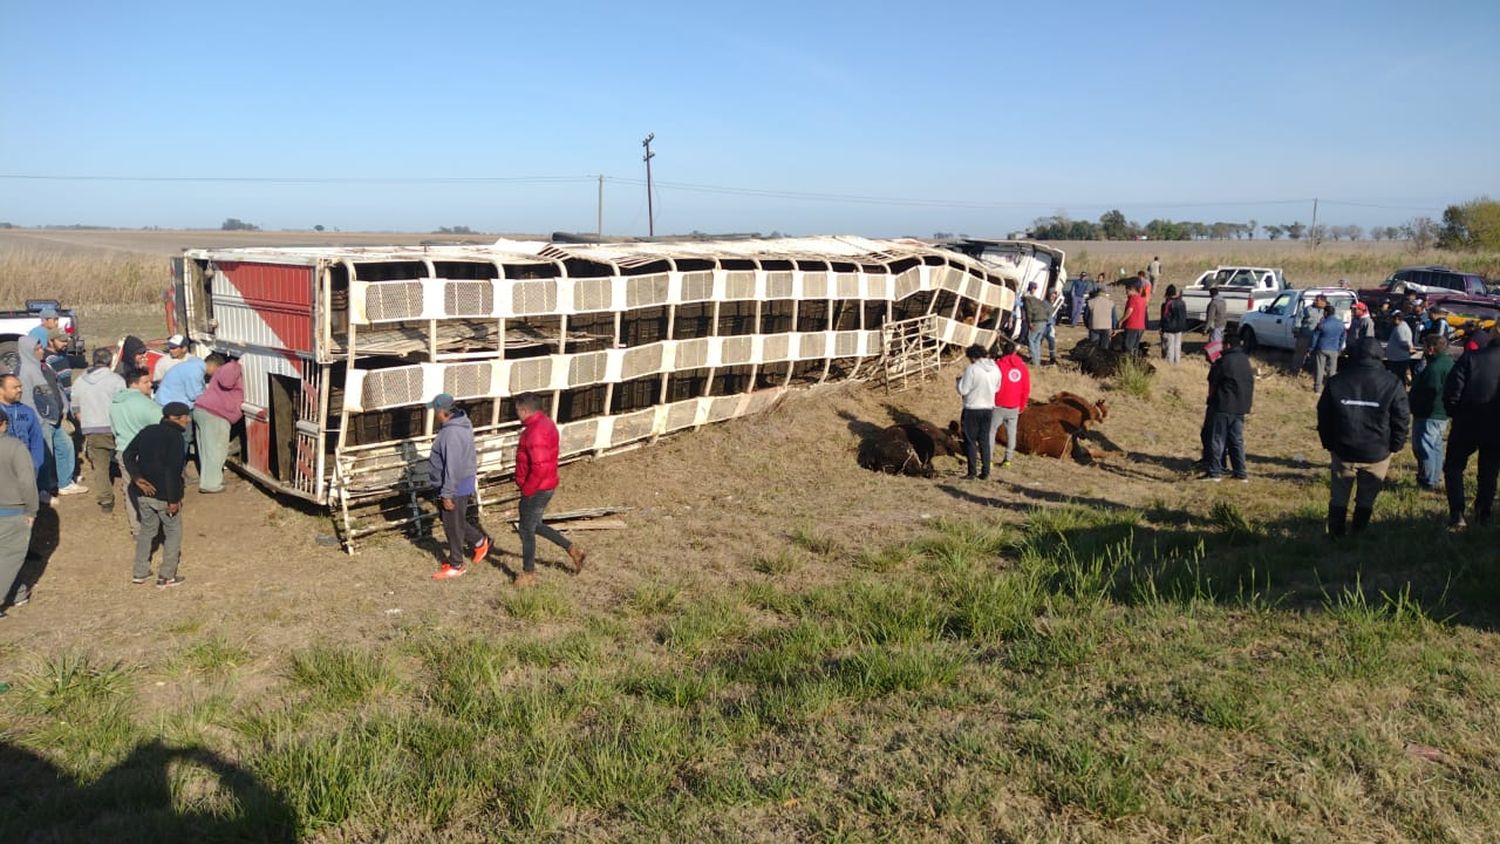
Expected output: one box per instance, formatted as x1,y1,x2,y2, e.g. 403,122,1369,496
989,339,1031,469
512,393,586,588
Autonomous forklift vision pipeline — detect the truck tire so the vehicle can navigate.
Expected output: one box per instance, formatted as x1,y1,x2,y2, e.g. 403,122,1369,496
0,340,18,376
1239,327,1257,353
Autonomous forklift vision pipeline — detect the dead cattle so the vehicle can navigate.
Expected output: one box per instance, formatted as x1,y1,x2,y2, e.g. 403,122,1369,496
859,421,964,477
996,392,1116,461
1068,336,1156,379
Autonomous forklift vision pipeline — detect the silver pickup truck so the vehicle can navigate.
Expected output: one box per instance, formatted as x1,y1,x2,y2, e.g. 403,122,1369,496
1180,266,1287,328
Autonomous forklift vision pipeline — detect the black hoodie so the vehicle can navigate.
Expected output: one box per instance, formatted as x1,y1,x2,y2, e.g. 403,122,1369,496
1317,338,1411,462
1443,337,1500,438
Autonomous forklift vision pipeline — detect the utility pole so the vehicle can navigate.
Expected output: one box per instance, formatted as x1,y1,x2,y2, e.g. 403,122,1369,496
1310,197,1319,249
642,133,656,237
597,174,604,239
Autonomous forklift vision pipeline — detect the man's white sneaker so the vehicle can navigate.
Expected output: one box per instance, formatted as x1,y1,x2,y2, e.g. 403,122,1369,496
57,483,89,496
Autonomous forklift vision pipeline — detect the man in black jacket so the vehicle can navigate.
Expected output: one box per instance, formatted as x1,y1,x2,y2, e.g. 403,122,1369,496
1203,332,1255,481
1442,325,1500,528
1316,338,1411,536
122,402,191,588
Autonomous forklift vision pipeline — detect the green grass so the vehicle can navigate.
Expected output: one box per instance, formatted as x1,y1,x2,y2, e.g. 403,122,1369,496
3,505,1499,841
1111,354,1155,399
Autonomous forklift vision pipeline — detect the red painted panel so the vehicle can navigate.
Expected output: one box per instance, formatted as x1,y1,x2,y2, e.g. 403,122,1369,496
246,417,271,474
216,262,315,353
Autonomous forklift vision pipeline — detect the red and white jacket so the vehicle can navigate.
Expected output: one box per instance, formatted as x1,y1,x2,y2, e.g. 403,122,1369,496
994,353,1031,410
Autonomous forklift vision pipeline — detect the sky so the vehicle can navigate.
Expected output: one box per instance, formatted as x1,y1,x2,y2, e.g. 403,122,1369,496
2,0,1497,237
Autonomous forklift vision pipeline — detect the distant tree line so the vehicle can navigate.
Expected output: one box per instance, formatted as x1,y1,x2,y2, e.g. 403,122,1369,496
434,226,476,235
1439,196,1500,251
1028,210,1420,244
221,218,260,231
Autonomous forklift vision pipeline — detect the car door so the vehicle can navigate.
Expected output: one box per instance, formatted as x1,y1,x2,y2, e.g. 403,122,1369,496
1263,292,1295,348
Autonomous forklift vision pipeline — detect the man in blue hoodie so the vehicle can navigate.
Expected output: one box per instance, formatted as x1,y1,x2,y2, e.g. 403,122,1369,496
0,374,46,480
428,393,490,579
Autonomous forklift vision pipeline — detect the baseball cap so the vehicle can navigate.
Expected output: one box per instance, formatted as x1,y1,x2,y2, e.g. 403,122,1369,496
38,306,59,319
428,393,456,411
92,348,113,366
46,327,68,341
167,334,188,348
1353,302,1368,314
162,401,192,418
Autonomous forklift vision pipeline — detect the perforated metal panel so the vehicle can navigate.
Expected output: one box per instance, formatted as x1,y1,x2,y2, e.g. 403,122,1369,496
762,335,790,361
894,268,921,299
725,271,756,299
680,271,713,302
443,362,492,399
444,281,494,317
574,278,612,312
799,333,827,359
611,409,655,444
666,401,698,431
363,367,425,408
675,338,709,369
835,273,860,298
513,280,559,315
802,272,829,299
720,336,753,365
568,352,608,387
509,358,552,393
766,272,793,298
835,331,861,356
622,345,663,379
365,282,425,322
626,274,670,308
559,419,598,454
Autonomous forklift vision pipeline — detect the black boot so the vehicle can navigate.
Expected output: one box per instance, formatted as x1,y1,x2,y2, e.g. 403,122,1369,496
1328,505,1347,538
1351,507,1373,533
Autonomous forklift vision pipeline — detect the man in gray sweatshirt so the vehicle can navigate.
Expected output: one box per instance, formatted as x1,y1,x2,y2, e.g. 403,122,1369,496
955,345,1001,480
0,407,40,619
72,348,126,512
428,393,490,579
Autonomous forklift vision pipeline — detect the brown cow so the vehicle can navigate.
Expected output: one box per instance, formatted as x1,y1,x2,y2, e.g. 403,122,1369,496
995,392,1117,461
859,421,964,477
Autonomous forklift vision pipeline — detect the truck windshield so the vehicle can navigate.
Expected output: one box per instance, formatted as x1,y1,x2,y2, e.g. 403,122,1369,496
1213,269,1259,287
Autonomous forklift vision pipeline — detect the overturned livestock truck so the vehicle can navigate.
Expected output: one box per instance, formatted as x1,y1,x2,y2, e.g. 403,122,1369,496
173,236,1043,548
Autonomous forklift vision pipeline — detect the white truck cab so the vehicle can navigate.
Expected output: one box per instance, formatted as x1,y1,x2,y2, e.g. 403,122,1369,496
1237,287,1355,352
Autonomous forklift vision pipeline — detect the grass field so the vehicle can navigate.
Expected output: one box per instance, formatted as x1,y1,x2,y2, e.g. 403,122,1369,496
2,231,1498,841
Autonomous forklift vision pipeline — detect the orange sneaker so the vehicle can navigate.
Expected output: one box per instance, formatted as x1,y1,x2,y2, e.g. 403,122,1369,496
432,564,467,580
471,537,491,566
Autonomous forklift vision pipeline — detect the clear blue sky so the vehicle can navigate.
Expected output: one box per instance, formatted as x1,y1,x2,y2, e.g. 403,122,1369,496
2,0,1497,236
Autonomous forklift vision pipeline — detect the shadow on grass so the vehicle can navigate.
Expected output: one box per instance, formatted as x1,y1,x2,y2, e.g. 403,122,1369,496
939,482,1129,515
0,739,296,841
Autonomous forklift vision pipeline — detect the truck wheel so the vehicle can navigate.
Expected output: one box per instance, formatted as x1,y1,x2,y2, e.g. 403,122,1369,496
1239,328,1257,353
0,340,18,375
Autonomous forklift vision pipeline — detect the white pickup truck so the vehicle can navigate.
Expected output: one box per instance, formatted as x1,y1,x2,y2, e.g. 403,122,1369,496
1237,287,1356,352
1,300,84,374
1180,266,1287,328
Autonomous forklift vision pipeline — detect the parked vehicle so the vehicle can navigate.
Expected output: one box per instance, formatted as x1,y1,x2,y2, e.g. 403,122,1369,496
1237,288,1356,352
1180,266,1287,327
0,299,85,374
1379,265,1489,297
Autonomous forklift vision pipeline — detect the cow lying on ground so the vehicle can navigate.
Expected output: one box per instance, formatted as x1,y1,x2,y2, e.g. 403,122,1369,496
993,391,1121,462
1068,336,1157,379
858,420,964,477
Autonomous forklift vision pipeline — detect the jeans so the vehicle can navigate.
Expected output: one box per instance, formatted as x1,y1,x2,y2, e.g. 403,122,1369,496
1026,327,1046,364
1444,423,1500,523
84,432,116,508
960,408,993,478
1290,334,1311,374
439,493,486,566
1044,324,1056,359
1330,454,1390,510
518,489,571,573
133,496,182,580
1162,332,1183,364
1122,329,1143,354
1089,328,1111,347
1412,418,1448,489
0,514,32,608
192,408,231,492
991,406,1020,462
1069,295,1084,325
1208,412,1247,479
51,423,75,488
1313,351,1339,393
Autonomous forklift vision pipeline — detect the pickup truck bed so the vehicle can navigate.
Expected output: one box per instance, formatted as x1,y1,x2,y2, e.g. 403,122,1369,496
1180,267,1287,327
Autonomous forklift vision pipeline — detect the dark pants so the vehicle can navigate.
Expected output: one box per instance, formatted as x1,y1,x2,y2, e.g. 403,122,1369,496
84,432,116,508
1122,329,1143,354
960,408,993,478
1444,423,1500,523
440,494,486,566
1209,412,1247,479
518,489,570,573
1089,328,1111,347
133,496,181,580
1386,361,1414,386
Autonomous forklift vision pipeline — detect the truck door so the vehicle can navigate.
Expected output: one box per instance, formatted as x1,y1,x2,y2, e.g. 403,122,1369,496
1265,292,1295,347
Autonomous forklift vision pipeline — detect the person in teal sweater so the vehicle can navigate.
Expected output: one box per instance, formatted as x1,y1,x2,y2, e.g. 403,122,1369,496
108,368,161,536
1409,334,1455,491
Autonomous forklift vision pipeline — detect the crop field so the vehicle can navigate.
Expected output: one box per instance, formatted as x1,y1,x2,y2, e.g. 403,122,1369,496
1,233,1498,841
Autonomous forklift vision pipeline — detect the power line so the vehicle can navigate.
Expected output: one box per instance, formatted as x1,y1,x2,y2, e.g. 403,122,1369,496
0,173,594,185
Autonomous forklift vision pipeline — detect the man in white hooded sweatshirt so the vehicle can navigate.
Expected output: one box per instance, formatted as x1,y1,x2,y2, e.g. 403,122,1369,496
955,344,1001,480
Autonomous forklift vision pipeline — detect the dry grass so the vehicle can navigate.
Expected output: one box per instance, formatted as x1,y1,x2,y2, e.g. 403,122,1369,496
0,248,168,306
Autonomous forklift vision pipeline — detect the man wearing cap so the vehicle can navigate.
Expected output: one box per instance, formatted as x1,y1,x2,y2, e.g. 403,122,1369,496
122,402,191,588
428,393,490,579
1350,302,1377,341
511,392,586,587
192,353,241,494
0,406,40,619
153,335,194,385
15,335,81,497
1317,337,1410,536
155,343,208,462
26,307,59,349
72,348,126,513
1290,294,1328,375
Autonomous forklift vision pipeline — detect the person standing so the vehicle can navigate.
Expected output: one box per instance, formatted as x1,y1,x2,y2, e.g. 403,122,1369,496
1159,285,1188,365
71,348,125,513
122,403,191,588
114,335,149,379
1408,334,1453,492
1134,270,1152,302
1316,338,1411,536
109,368,160,537
990,339,1031,470
1068,273,1093,326
1043,290,1060,364
1120,282,1148,354
512,392,586,588
1202,332,1254,482
154,348,207,408
1147,256,1161,286
955,345,1000,480
0,374,46,483
1290,294,1328,375
1204,286,1228,345
192,354,242,494
152,335,194,385
1442,325,1500,529
427,393,491,580
1086,286,1114,347
26,307,59,349
0,408,39,619
1021,284,1050,365
1310,303,1345,394
15,335,81,497
1386,313,1417,386
1350,302,1377,341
